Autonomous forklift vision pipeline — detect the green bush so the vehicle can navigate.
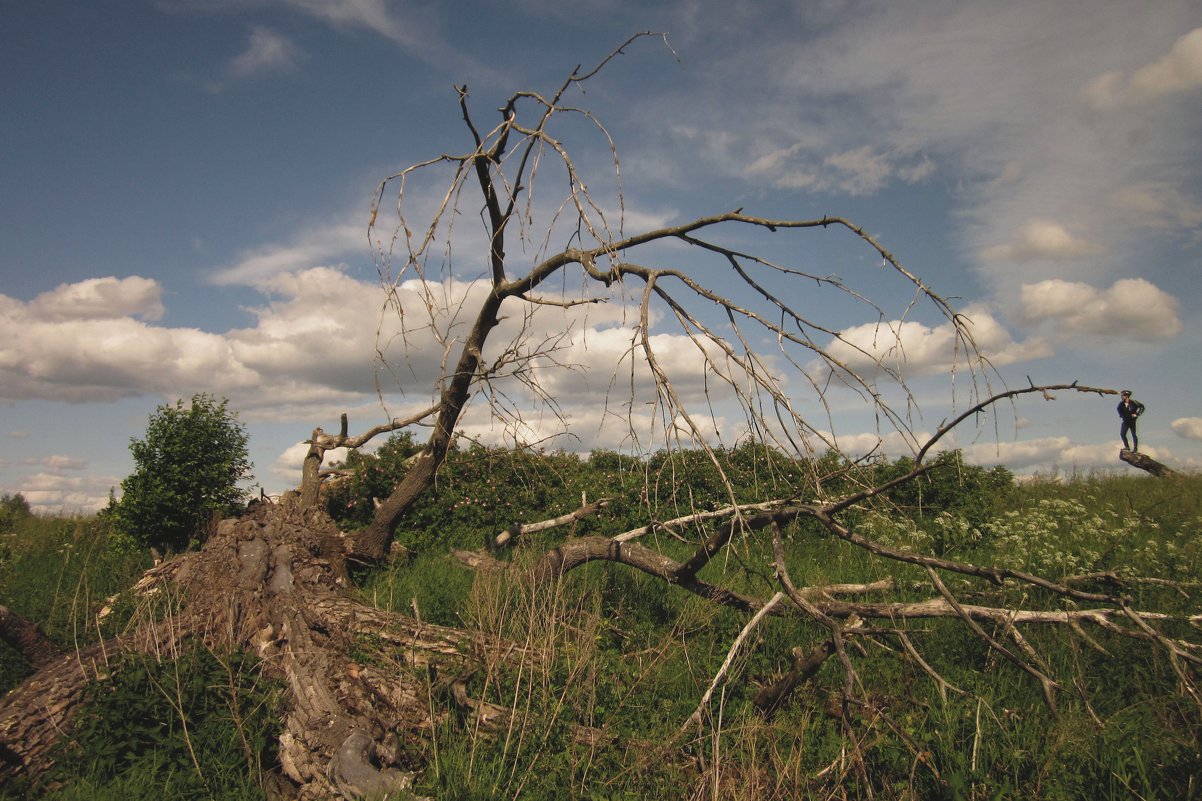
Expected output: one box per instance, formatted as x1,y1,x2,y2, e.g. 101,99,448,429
0,492,31,534
111,394,253,553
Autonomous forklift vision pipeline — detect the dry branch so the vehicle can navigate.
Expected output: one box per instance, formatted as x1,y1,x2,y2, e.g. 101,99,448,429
493,495,611,548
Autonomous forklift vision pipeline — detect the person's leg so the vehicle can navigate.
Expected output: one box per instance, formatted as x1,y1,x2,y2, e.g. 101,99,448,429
1121,420,1132,450
1131,421,1138,452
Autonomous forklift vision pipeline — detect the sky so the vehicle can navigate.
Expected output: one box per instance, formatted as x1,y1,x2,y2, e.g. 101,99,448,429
3,0,1202,513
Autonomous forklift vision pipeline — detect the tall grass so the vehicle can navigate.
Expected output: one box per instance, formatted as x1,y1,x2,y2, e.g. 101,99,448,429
0,515,148,693
4,470,1199,800
385,471,1202,800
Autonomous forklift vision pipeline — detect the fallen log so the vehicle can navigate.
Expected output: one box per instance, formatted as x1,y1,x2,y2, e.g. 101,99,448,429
1120,449,1178,477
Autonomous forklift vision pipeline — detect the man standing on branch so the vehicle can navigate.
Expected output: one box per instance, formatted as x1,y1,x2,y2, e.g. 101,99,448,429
1118,389,1146,452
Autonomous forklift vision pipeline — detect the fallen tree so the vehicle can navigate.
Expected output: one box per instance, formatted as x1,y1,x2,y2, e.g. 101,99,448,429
1121,448,1179,477
3,36,1198,799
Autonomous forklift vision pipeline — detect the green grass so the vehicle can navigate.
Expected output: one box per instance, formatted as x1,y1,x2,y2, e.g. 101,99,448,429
3,646,282,801
391,471,1202,800
4,469,1200,800
0,514,148,693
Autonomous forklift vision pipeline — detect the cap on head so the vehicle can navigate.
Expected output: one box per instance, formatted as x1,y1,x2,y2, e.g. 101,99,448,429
1121,390,1131,397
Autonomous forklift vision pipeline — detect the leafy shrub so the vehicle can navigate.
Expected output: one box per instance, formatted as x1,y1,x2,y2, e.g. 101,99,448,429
871,451,1014,528
111,394,253,553
0,492,31,534
41,646,281,801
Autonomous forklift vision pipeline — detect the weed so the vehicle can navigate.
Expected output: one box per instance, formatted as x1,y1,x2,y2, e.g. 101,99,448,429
38,646,282,801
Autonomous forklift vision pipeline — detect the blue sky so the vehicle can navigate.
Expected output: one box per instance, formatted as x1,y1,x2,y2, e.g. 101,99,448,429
3,0,1201,513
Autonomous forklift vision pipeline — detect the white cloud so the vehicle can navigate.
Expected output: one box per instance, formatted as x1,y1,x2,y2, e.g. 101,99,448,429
227,26,302,80
1108,183,1202,230
815,306,1050,381
1171,417,1202,441
267,0,492,77
27,276,164,321
228,266,397,396
1020,278,1181,341
1085,26,1202,109
272,441,348,487
0,290,260,402
278,0,409,41
960,437,1121,472
212,221,364,286
980,219,1102,263
654,4,1200,296
746,142,934,196
0,267,728,443
825,430,929,460
11,472,117,514
26,455,88,470
823,146,894,196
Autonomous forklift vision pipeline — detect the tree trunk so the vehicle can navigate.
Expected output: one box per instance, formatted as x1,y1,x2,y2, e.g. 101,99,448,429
352,291,505,563
0,605,60,670
0,496,499,799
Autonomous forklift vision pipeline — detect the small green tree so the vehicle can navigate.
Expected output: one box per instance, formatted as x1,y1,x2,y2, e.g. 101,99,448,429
0,493,32,533
114,393,253,552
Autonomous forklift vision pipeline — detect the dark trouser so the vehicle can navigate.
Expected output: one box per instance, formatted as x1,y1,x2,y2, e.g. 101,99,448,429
1121,420,1138,451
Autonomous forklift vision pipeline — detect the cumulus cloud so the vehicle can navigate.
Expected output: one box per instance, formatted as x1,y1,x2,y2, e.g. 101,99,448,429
0,270,383,405
227,266,399,397
960,437,1121,472
799,432,1123,474
796,430,1138,475
979,219,1102,263
0,279,259,403
0,268,735,443
1085,26,1202,109
822,430,930,460
272,441,349,486
27,276,164,321
814,306,1050,381
1171,417,1202,440
1020,277,1181,341
10,472,118,514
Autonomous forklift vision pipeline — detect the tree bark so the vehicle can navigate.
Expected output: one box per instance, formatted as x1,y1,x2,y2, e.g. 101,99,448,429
752,641,837,716
0,605,60,670
0,498,502,798
353,291,505,563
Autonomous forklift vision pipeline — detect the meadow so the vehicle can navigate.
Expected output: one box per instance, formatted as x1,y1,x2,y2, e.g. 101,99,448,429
2,448,1199,800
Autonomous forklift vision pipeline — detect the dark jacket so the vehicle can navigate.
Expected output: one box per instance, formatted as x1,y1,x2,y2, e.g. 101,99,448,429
1118,398,1145,422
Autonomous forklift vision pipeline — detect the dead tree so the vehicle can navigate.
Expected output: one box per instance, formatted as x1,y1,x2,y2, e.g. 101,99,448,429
2,36,1199,798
